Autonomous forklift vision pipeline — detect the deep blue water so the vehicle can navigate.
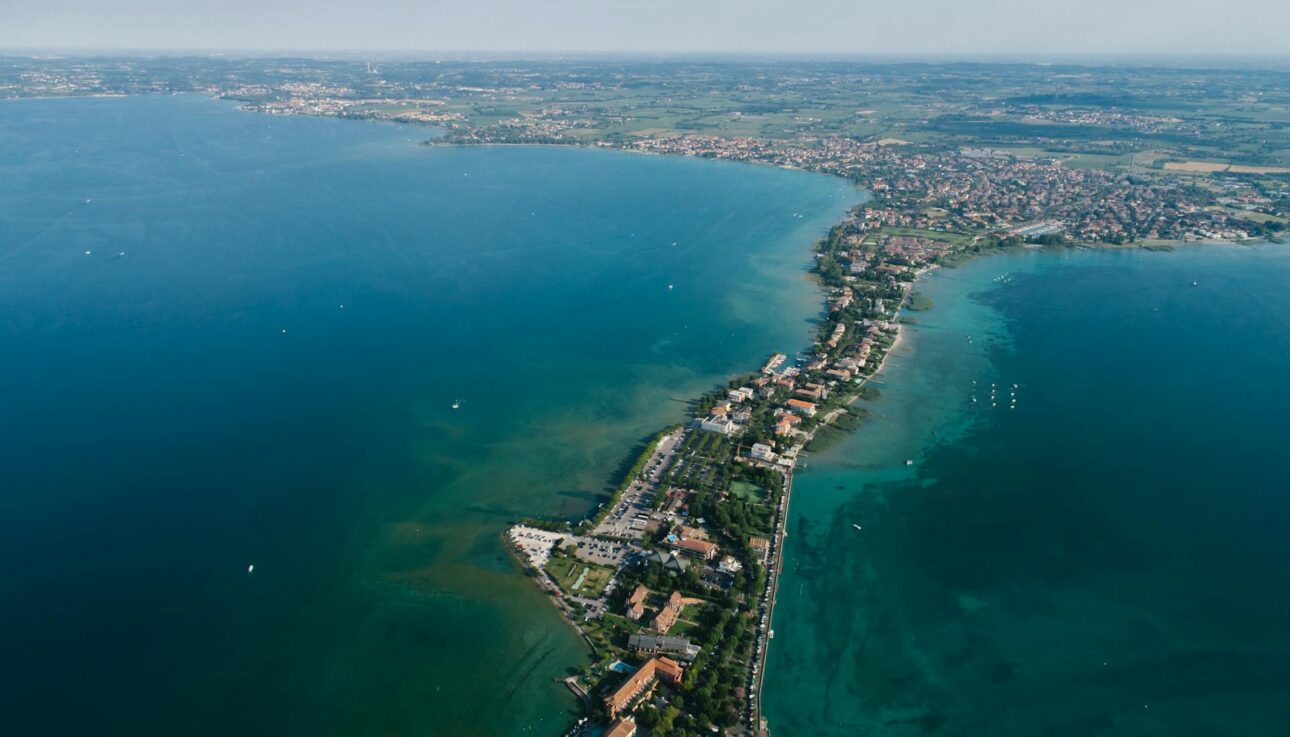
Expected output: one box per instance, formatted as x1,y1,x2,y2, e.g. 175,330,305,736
0,94,855,736
767,245,1290,736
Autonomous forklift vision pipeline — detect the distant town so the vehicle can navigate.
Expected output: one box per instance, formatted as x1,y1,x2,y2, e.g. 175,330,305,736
6,54,1286,737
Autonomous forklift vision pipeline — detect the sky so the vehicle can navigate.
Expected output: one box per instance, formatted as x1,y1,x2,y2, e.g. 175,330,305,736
2,0,1288,56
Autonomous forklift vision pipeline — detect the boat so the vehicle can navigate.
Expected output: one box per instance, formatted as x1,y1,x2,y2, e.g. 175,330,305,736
905,459,914,466
852,523,862,531
451,399,462,410
248,564,254,574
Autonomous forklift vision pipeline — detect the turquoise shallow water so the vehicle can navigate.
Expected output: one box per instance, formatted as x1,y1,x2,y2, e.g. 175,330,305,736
766,245,1290,736
0,95,855,736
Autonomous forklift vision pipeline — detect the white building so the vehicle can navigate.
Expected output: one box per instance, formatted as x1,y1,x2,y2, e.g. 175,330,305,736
699,415,740,435
718,554,743,574
750,443,777,462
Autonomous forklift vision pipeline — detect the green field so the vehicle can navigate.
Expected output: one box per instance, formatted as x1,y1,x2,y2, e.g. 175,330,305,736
729,481,766,501
545,556,615,598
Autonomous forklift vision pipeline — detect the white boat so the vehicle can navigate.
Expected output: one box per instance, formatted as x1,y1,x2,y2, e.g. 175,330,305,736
248,564,254,574
451,399,461,409
852,523,862,531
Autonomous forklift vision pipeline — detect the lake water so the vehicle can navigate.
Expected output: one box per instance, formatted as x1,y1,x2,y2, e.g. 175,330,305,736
765,245,1290,736
0,94,855,737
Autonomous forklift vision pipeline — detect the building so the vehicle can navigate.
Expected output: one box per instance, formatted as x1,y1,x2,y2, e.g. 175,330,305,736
604,717,637,737
625,584,649,621
655,656,684,685
665,526,719,560
651,591,685,633
628,633,700,660
604,657,686,718
677,537,718,560
718,554,743,574
795,382,827,401
676,525,709,541
647,549,689,573
786,398,817,417
749,536,771,565
750,443,777,462
699,415,739,435
775,413,802,436
727,386,755,403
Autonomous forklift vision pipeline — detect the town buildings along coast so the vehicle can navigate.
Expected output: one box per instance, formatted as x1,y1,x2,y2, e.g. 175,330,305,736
507,200,962,735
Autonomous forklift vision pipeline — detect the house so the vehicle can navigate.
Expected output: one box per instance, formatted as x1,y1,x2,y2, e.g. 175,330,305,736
718,554,743,574
628,634,700,660
604,717,637,737
749,536,771,565
603,657,685,718
660,488,691,516
727,387,755,403
750,443,777,462
775,413,802,436
625,584,649,621
650,591,686,633
786,398,817,417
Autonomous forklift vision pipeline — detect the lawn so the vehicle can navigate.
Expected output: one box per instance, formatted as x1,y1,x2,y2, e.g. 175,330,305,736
729,481,766,502
546,556,615,598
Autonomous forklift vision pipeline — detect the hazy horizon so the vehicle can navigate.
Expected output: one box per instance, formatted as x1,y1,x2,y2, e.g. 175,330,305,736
4,0,1288,57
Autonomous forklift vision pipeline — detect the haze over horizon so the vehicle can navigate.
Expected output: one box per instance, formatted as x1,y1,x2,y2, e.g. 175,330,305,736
4,0,1289,57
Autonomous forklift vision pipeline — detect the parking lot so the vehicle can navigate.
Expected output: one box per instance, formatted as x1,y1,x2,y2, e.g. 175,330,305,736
507,526,566,568
572,536,632,567
592,428,683,539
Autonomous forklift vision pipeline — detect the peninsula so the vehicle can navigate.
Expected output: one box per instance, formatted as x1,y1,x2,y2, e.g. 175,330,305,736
505,182,968,737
